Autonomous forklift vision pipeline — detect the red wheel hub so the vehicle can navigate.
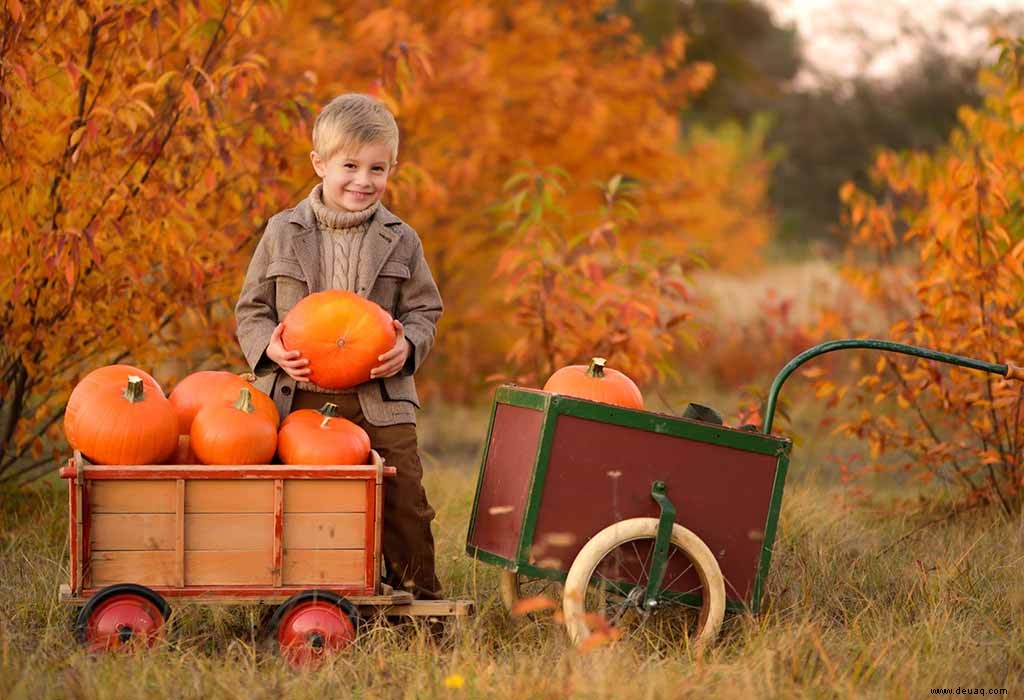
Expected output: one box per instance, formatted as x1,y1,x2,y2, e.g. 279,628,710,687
83,594,166,653
277,601,356,668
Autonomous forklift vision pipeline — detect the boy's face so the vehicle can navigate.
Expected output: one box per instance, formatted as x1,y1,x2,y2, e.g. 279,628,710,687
310,140,393,213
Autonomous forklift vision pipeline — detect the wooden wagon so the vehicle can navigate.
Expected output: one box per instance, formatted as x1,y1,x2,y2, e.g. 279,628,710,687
60,449,471,665
466,340,1024,648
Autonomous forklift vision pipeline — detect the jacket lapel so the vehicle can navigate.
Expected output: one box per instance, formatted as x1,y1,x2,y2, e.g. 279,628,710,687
291,229,322,294
286,196,323,293
355,206,402,299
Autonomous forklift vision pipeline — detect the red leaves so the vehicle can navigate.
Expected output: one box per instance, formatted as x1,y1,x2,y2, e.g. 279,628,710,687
492,166,694,387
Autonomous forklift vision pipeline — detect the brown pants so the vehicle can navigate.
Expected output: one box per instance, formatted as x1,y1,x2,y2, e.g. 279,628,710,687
291,389,442,600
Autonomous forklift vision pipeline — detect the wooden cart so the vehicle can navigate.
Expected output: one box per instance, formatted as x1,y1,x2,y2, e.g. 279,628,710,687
60,449,471,665
466,340,1024,648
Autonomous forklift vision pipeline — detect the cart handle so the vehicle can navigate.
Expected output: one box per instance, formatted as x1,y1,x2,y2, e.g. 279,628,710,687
762,339,1024,434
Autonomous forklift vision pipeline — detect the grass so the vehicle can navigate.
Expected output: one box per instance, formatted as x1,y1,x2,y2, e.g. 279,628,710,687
1,390,1022,700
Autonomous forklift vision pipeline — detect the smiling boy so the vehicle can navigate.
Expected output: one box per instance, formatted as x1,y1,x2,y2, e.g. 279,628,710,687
235,94,444,600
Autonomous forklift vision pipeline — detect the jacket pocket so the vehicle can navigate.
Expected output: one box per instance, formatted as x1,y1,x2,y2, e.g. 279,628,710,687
379,261,411,279
267,258,307,317
380,376,420,408
371,260,411,314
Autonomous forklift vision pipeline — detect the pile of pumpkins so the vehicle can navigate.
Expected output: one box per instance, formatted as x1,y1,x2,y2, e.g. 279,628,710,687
61,289,398,467
63,366,370,466
61,288,645,467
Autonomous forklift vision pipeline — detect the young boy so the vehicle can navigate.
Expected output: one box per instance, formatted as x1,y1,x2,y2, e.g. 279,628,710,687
235,93,444,600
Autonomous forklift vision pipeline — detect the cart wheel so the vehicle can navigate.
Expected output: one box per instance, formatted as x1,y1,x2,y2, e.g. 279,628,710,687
270,590,359,668
563,518,725,650
498,571,564,615
74,583,171,653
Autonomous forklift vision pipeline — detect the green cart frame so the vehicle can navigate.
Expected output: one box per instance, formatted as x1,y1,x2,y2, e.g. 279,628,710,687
465,339,1023,647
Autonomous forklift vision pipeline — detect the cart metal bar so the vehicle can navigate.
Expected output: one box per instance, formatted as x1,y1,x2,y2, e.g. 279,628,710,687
644,481,675,608
762,339,1024,434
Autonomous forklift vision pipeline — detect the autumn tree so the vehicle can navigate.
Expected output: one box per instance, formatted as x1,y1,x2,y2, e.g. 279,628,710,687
1,0,774,483
0,1,305,483
835,39,1024,513
492,166,691,387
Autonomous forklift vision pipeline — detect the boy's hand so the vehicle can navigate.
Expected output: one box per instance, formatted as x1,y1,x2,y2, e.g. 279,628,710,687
370,320,409,379
266,323,310,381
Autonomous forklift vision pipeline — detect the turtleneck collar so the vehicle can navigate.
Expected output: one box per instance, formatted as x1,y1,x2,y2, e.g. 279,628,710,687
309,183,380,231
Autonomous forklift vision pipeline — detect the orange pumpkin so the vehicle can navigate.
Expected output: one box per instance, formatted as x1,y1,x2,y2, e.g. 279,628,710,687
278,402,371,465
281,290,396,389
233,373,280,427
168,371,249,435
190,389,277,465
542,357,644,409
64,370,178,465
82,364,164,394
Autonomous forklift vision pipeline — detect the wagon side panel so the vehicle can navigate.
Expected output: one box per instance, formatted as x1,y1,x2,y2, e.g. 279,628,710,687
88,479,177,587
281,479,368,587
466,403,544,563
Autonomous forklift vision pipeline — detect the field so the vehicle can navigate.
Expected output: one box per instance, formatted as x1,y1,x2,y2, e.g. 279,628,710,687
1,264,1021,699
1,390,1021,699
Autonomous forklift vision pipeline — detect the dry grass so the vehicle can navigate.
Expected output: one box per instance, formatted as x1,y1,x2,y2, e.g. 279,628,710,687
1,262,1018,698
2,395,1022,699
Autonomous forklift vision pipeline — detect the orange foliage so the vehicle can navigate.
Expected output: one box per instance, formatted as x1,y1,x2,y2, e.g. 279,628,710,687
0,1,302,482
835,40,1024,513
0,1,774,482
490,167,692,389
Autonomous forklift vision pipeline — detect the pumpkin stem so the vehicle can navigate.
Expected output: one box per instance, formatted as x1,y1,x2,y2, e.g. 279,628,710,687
239,372,256,383
318,402,340,418
320,416,332,429
122,376,145,403
233,388,256,414
586,357,607,378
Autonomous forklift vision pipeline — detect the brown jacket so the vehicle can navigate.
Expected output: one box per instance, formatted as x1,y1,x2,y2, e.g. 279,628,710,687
235,196,442,425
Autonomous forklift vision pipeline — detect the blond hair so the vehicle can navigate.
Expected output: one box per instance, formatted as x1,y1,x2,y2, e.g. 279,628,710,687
312,93,399,163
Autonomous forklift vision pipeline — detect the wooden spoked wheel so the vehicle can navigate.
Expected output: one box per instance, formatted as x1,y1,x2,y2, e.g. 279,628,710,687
270,590,359,668
563,518,725,649
498,571,564,615
74,584,171,653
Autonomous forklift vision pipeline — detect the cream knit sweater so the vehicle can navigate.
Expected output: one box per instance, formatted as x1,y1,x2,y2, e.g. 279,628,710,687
299,184,382,394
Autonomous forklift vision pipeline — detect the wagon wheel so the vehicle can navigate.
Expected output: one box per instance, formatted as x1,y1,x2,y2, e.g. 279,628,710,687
498,570,564,615
563,518,725,650
74,583,171,653
270,590,360,669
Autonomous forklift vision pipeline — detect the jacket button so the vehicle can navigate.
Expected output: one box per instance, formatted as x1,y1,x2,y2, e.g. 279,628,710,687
281,386,292,396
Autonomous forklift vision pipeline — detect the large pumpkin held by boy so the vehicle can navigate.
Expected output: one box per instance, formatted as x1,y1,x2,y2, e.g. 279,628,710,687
281,290,396,390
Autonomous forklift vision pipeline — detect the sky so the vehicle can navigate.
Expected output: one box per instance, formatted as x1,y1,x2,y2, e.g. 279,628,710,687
764,0,1024,84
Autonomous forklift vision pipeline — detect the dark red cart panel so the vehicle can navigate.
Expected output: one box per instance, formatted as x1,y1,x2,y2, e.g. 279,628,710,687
469,403,543,560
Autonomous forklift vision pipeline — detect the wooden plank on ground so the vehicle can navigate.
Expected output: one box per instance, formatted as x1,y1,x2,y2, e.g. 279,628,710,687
283,480,365,513
185,551,274,586
186,480,273,513
90,513,175,550
282,549,365,585
385,599,476,617
90,480,176,513
282,513,366,550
